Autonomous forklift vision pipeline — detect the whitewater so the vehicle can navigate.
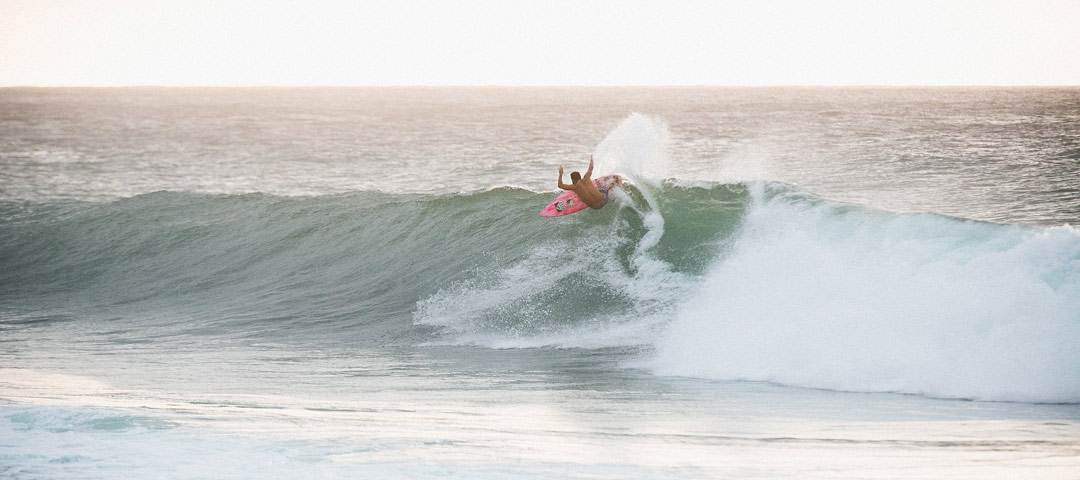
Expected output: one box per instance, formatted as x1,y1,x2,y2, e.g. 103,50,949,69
2,87,1079,479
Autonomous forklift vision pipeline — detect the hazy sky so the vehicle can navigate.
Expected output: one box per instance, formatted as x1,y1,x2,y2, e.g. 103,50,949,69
2,0,1078,86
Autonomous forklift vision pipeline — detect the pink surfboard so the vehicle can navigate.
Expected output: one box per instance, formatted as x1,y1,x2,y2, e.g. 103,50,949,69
540,175,624,217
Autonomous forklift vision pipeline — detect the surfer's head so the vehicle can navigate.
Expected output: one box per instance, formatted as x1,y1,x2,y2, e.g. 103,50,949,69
570,172,581,184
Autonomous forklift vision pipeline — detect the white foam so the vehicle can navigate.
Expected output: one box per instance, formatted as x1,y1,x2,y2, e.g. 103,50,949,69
649,183,1080,403
413,224,690,349
413,242,583,334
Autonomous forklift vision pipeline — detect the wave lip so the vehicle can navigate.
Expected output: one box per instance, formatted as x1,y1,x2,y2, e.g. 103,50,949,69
648,183,1080,404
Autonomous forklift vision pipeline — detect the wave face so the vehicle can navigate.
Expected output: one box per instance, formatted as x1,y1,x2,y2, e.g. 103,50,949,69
1,189,558,344
4,178,1079,402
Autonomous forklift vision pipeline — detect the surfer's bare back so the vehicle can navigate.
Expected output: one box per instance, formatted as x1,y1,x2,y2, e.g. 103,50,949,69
558,156,608,209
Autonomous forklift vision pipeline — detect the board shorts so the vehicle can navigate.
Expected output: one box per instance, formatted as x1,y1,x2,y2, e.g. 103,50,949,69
590,187,610,210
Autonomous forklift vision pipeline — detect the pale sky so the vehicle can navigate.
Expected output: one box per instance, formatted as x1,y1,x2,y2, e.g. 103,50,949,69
1,0,1078,86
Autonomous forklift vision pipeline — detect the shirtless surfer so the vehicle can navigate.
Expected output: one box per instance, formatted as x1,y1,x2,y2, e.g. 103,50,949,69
557,156,609,209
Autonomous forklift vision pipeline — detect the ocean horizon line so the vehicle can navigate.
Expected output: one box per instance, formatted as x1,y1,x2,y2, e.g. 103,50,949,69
3,83,1078,89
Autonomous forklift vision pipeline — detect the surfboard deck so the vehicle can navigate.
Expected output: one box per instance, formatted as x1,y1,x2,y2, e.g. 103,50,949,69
540,175,623,217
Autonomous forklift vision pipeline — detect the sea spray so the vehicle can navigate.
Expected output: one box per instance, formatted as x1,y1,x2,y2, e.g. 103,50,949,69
648,182,1080,403
592,114,675,277
594,113,671,189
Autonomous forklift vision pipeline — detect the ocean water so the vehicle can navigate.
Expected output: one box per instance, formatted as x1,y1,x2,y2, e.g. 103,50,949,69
2,87,1079,478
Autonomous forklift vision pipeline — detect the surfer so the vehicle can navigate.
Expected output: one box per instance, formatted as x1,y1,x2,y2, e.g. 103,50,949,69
557,156,608,209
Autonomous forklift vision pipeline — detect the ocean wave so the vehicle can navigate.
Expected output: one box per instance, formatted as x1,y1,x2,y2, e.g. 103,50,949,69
3,180,1079,402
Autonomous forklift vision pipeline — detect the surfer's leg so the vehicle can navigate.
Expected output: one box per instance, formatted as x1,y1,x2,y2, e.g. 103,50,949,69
590,188,609,209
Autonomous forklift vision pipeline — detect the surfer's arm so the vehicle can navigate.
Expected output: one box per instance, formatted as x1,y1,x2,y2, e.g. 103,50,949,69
557,166,573,190
583,155,594,180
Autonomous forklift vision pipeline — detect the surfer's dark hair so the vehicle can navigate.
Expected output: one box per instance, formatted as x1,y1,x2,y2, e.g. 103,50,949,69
570,171,581,183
